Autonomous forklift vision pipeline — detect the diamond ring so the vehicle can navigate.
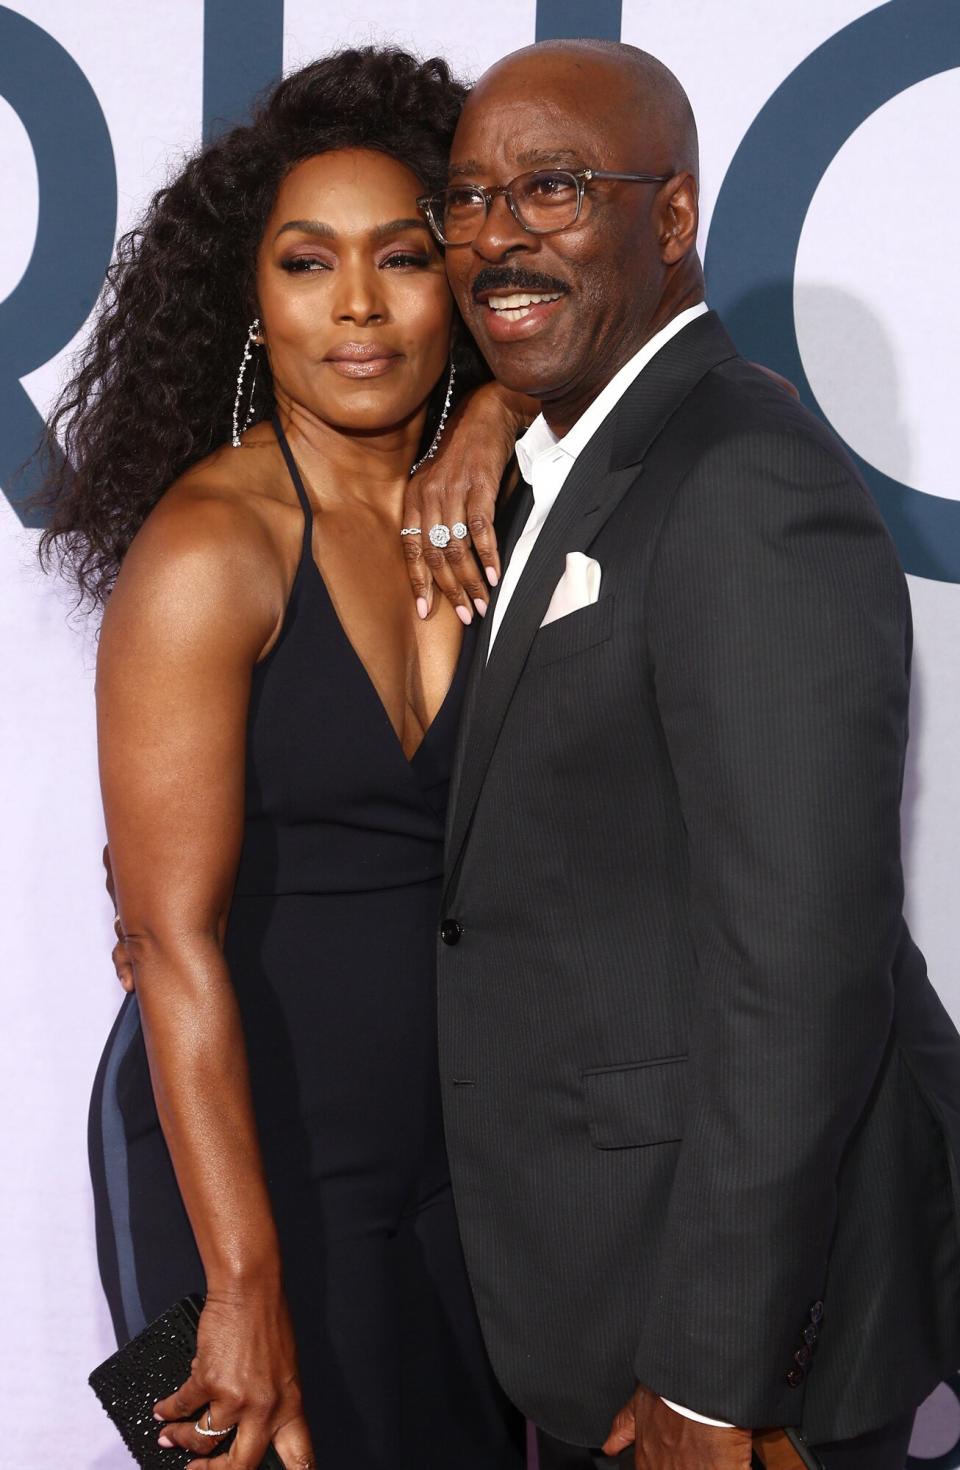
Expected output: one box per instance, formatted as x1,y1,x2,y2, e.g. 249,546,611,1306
428,523,451,549
451,522,469,541
399,527,422,537
194,1410,236,1439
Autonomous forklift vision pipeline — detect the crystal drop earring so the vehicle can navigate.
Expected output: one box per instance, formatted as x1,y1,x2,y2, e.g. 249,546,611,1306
232,318,261,448
410,360,456,476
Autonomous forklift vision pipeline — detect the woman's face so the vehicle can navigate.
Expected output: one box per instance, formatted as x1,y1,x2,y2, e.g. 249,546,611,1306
256,148,452,435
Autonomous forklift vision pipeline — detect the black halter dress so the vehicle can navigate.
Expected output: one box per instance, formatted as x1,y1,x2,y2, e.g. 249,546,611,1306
88,419,524,1469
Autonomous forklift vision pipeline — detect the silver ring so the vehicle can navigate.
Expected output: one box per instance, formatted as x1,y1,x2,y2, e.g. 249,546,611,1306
428,523,451,549
400,526,422,537
194,1411,236,1439
451,522,469,541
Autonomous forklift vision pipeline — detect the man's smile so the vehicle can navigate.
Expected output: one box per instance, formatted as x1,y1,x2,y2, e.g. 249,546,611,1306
471,266,570,340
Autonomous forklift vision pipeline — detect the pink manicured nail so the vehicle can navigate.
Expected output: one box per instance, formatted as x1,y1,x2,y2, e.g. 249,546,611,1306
456,605,473,625
153,1412,165,1422
474,599,488,617
416,597,429,620
157,1434,174,1448
485,566,499,587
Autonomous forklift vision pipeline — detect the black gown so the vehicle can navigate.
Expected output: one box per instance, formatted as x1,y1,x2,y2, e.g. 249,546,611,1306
89,419,525,1469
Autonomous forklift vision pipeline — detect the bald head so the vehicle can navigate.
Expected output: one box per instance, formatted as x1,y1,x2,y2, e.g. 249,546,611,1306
444,39,705,429
465,40,699,183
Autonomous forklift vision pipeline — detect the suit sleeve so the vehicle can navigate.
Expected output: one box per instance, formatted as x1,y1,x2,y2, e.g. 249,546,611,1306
634,428,911,1427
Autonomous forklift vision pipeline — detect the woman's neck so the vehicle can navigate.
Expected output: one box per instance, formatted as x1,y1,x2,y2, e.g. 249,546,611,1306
274,395,426,517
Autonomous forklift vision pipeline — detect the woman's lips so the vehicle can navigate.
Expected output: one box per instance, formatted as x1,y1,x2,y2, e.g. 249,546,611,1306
325,355,400,378
324,343,402,378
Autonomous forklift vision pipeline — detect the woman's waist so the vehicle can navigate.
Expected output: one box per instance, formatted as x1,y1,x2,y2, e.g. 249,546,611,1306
233,823,446,898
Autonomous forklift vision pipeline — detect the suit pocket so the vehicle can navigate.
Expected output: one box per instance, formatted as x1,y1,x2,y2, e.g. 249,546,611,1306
581,1054,687,1149
526,595,615,670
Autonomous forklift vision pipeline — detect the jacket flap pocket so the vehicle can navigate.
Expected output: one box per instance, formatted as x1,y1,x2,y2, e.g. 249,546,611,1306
582,1055,687,1149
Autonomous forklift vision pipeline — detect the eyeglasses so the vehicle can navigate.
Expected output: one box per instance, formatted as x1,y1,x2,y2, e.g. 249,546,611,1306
417,167,671,246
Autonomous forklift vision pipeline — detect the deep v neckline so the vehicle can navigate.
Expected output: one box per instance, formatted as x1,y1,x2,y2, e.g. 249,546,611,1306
309,559,472,769
272,415,472,771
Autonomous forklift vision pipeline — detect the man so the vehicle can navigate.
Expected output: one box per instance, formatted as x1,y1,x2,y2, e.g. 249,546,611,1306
418,40,960,1470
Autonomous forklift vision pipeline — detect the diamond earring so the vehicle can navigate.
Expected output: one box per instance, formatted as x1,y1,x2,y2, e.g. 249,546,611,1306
232,318,261,448
410,360,456,476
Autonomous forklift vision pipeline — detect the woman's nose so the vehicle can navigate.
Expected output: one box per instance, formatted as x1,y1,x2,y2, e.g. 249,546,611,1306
333,263,385,325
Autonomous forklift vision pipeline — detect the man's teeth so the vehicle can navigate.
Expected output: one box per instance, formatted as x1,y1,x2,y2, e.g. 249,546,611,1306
486,291,563,320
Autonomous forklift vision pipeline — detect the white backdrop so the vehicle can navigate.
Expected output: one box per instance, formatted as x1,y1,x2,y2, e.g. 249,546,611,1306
1,3,958,1465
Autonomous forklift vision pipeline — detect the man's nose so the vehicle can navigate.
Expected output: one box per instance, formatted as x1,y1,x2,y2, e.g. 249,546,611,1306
470,190,532,262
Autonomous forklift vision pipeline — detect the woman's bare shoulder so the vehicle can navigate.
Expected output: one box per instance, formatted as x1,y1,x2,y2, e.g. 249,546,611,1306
103,429,296,660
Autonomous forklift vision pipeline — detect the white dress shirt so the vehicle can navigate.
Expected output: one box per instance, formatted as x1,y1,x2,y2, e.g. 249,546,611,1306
484,300,734,1434
486,302,709,659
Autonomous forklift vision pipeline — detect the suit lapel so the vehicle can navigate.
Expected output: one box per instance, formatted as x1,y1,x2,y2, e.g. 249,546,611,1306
444,419,637,896
445,478,533,836
444,311,739,902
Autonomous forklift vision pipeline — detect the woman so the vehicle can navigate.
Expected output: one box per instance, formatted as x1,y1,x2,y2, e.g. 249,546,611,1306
40,48,527,1469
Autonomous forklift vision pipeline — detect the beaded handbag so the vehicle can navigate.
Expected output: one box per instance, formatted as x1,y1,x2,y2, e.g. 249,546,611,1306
89,1293,284,1468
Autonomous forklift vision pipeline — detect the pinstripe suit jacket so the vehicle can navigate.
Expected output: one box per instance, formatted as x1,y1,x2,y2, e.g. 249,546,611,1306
436,312,960,1447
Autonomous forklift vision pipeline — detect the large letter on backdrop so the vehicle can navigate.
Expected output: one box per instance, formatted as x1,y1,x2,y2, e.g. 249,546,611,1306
0,5,116,527
535,0,621,41
704,0,960,584
203,0,284,142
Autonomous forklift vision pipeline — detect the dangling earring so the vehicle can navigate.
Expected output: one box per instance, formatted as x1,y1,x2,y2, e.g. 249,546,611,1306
232,318,261,448
410,360,456,476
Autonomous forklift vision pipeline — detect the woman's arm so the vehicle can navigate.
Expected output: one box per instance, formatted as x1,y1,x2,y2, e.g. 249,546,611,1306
401,380,536,622
97,492,313,1470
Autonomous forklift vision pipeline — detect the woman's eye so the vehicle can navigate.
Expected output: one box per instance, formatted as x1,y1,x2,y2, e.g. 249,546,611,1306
382,252,430,270
280,256,330,273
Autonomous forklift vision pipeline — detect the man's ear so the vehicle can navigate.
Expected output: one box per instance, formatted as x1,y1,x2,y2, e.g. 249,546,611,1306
658,172,699,265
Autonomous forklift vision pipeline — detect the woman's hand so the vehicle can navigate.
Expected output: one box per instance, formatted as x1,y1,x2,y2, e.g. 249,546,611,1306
154,1285,315,1469
402,380,536,624
103,844,136,992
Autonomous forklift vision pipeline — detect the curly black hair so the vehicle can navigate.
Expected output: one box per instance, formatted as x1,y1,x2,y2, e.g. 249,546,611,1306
38,46,483,607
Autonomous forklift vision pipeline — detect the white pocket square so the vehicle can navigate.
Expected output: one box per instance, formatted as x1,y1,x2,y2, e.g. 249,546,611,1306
540,552,602,628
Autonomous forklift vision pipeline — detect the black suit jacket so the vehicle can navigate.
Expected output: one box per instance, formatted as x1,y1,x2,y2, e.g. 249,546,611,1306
436,313,960,1447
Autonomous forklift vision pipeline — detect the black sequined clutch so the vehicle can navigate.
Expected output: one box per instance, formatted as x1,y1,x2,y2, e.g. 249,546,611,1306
89,1293,284,1468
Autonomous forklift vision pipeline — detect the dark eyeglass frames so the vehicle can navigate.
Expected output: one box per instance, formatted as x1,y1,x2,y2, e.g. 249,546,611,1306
417,167,671,246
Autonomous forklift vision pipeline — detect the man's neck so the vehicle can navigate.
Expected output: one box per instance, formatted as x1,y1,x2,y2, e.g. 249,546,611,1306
541,290,706,438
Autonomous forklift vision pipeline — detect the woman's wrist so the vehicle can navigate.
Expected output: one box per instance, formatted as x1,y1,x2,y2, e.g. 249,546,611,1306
203,1241,284,1295
474,379,539,435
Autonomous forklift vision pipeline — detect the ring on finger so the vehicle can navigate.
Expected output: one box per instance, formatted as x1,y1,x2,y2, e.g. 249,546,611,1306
194,1410,236,1438
451,522,469,541
400,526,422,537
428,523,451,549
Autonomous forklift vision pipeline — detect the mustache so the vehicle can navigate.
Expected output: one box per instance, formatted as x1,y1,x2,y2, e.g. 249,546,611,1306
471,266,570,300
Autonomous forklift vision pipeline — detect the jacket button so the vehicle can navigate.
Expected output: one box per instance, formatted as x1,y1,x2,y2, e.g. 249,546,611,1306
787,1367,805,1388
440,919,463,946
794,1346,812,1368
809,1301,824,1325
803,1324,818,1347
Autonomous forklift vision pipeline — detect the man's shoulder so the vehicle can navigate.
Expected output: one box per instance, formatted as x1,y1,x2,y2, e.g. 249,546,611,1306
684,354,854,477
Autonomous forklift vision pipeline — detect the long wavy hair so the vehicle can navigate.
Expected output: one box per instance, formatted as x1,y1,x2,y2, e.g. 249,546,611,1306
37,47,484,608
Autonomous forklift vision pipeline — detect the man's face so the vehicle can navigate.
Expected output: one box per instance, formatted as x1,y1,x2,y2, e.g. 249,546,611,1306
443,55,670,419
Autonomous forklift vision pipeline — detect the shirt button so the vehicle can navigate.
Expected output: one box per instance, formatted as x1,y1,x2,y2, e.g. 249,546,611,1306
440,919,463,946
809,1301,824,1325
786,1367,805,1388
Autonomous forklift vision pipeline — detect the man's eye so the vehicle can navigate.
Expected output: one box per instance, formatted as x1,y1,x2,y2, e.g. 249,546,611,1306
280,256,330,273
528,172,575,198
445,188,483,215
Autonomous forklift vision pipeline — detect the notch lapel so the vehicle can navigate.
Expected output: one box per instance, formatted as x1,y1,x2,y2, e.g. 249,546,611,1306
443,311,739,905
444,415,638,901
